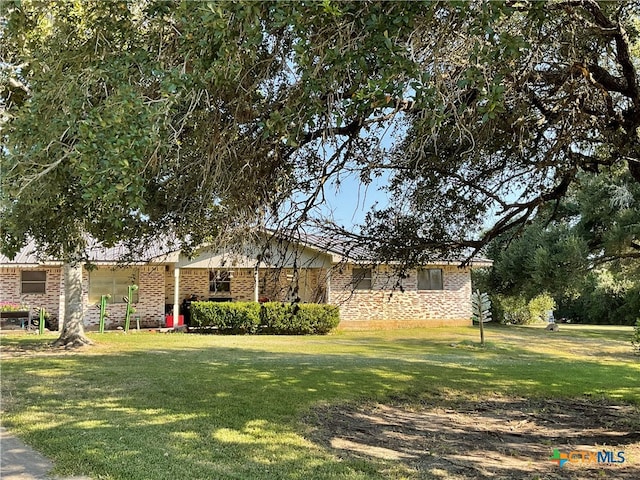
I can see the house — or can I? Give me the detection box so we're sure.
[0,234,491,331]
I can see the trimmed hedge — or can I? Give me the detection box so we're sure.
[191,301,340,335]
[190,302,261,334]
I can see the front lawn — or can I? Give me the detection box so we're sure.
[1,325,638,479]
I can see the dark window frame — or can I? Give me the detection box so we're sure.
[21,271,46,294]
[417,268,444,291]
[352,267,373,290]
[209,270,231,293]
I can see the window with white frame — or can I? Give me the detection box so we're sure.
[352,268,372,290]
[209,270,231,293]
[417,268,443,290]
[21,271,46,294]
[89,269,139,304]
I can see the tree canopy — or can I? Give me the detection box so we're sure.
[2,0,639,266]
[481,167,640,324]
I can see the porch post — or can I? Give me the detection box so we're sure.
[325,268,331,304]
[253,265,259,302]
[173,266,180,326]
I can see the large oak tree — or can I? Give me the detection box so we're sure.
[1,1,639,345]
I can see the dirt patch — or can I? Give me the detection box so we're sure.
[306,398,640,479]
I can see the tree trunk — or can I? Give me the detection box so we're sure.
[52,261,93,348]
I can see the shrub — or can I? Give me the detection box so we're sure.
[259,302,289,333]
[191,302,260,334]
[527,293,556,323]
[260,302,340,334]
[633,319,640,354]
[498,295,530,325]
[497,293,556,325]
[191,301,340,335]
[279,303,340,335]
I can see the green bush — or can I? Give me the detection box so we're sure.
[191,302,260,334]
[191,301,340,335]
[496,293,556,325]
[259,302,290,333]
[261,302,340,334]
[527,293,556,323]
[288,303,340,334]
[633,319,640,354]
[498,295,530,325]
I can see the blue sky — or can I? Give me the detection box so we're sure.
[321,173,391,228]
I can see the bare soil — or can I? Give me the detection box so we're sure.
[306,397,640,479]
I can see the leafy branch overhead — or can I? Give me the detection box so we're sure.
[1,1,639,266]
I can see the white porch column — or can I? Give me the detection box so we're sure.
[58,268,66,331]
[325,268,331,304]
[173,266,180,326]
[253,265,259,302]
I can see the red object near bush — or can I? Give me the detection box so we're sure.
[165,314,184,328]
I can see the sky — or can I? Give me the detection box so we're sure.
[320,173,391,229]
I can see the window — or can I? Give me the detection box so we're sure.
[89,269,139,304]
[352,268,372,290]
[418,268,443,290]
[209,270,231,293]
[21,271,46,294]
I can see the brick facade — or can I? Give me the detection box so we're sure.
[2,259,475,331]
[0,267,64,328]
[1,265,166,330]
[165,267,326,304]
[329,264,472,329]
[83,266,166,329]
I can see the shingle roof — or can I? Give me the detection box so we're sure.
[270,230,492,266]
[0,240,178,266]
[1,233,492,267]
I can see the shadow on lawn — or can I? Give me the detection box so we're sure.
[1,335,638,479]
[308,398,640,480]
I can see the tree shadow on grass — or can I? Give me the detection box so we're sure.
[1,334,638,479]
[307,398,640,480]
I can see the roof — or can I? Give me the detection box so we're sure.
[1,233,492,268]
[269,230,493,267]
[0,239,178,267]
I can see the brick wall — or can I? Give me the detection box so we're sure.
[164,268,326,304]
[3,262,474,331]
[330,264,472,329]
[83,266,165,329]
[0,267,64,328]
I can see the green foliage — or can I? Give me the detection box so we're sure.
[191,302,340,335]
[261,302,339,335]
[485,168,639,326]
[493,294,555,325]
[556,272,640,326]
[3,1,639,268]
[633,320,640,354]
[190,302,261,334]
[528,294,556,323]
[0,302,29,312]
[496,295,530,325]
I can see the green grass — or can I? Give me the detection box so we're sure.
[1,325,638,479]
